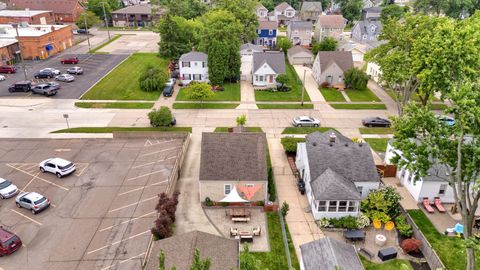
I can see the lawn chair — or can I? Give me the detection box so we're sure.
[253,227,261,236]
[423,198,435,213]
[434,197,446,213]
[230,227,238,237]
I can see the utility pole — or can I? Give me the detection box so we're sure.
[83,12,91,50]
[100,2,111,40]
[301,69,306,106]
[12,23,27,81]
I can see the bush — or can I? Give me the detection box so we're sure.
[267,166,276,202]
[328,216,358,229]
[396,215,413,237]
[219,202,229,207]
[356,213,371,229]
[139,66,168,92]
[256,200,265,206]
[361,186,401,221]
[320,81,331,88]
[281,201,290,217]
[312,37,338,54]
[317,218,330,228]
[280,138,305,154]
[205,197,214,207]
[151,192,180,240]
[148,106,173,127]
[401,238,422,254]
[371,210,391,223]
[344,67,369,90]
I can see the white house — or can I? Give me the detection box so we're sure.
[256,3,268,18]
[179,50,208,85]
[384,141,456,203]
[252,51,285,87]
[312,51,353,86]
[270,2,296,25]
[296,130,380,220]
[366,62,382,83]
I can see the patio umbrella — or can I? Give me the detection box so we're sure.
[219,186,249,203]
[454,223,464,234]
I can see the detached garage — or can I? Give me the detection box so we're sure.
[240,43,265,82]
[287,46,313,65]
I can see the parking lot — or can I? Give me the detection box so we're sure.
[0,136,187,270]
[0,54,127,99]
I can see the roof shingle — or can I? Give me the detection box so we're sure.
[300,237,364,270]
[317,15,345,29]
[252,51,286,74]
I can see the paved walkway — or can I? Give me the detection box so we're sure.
[368,80,398,115]
[238,81,258,109]
[382,177,419,210]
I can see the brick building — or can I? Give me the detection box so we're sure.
[111,4,163,27]
[6,0,85,23]
[0,9,55,24]
[0,39,20,65]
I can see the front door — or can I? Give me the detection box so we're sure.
[268,75,273,83]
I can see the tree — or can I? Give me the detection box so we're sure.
[157,14,202,59]
[276,36,292,54]
[155,0,208,19]
[149,107,174,127]
[87,0,121,22]
[276,74,288,88]
[240,244,262,270]
[236,114,246,127]
[337,0,363,23]
[189,249,211,270]
[183,82,213,103]
[380,4,408,23]
[139,66,169,92]
[76,11,100,29]
[413,0,449,15]
[320,0,332,10]
[281,201,290,217]
[344,67,368,90]
[312,37,337,54]
[361,186,401,221]
[260,0,274,10]
[213,0,258,42]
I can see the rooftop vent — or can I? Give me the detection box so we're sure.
[312,142,317,146]
[329,133,336,143]
[344,143,348,147]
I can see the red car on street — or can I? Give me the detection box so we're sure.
[0,66,16,74]
[60,57,79,64]
[0,227,22,256]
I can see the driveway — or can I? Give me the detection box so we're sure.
[292,65,326,104]
[240,54,253,82]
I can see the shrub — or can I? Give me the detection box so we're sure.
[255,200,265,206]
[139,66,168,92]
[361,186,401,221]
[280,138,305,154]
[276,74,288,87]
[312,37,337,54]
[281,201,290,217]
[151,192,180,240]
[344,67,369,90]
[236,114,246,126]
[371,210,391,223]
[401,238,422,254]
[219,202,229,207]
[317,218,330,228]
[267,166,276,202]
[148,106,173,127]
[183,81,214,102]
[356,213,371,229]
[396,215,413,237]
[329,216,358,229]
[205,197,214,207]
[320,82,331,88]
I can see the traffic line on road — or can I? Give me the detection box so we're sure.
[98,211,156,232]
[100,252,146,270]
[10,209,42,226]
[6,164,69,191]
[108,196,157,213]
[139,146,181,157]
[118,180,169,196]
[126,169,167,182]
[87,230,150,255]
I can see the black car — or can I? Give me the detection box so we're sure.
[8,81,32,92]
[163,84,174,97]
[362,117,391,127]
[34,70,54,79]
[31,84,57,96]
[76,29,89,34]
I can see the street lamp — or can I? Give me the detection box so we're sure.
[100,2,111,40]
[11,23,28,81]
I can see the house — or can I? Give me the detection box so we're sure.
[299,1,322,23]
[314,15,346,41]
[287,21,313,46]
[361,6,382,20]
[363,0,374,9]
[394,0,412,6]
[252,51,285,87]
[0,39,19,65]
[312,51,353,86]
[241,43,265,57]
[366,62,382,83]
[0,9,55,24]
[295,130,380,219]
[254,20,277,47]
[287,46,313,65]
[6,0,85,23]
[111,4,163,27]
[240,43,265,82]
[384,141,456,203]
[256,3,268,19]
[199,132,268,202]
[0,24,72,60]
[146,231,239,270]
[179,50,208,85]
[270,2,296,25]
[351,19,382,44]
[300,237,364,270]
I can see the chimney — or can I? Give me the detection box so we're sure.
[329,132,336,143]
[25,8,29,15]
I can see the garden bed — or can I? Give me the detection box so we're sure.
[175,83,240,101]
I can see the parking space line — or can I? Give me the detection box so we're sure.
[118,180,169,196]
[132,156,177,170]
[139,146,181,157]
[144,138,174,147]
[87,230,150,255]
[21,172,40,191]
[126,169,167,182]
[10,209,42,226]
[100,252,146,270]
[75,163,89,177]
[6,164,69,191]
[98,211,156,232]
[108,196,157,213]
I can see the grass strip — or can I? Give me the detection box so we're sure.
[75,102,154,109]
[330,103,387,110]
[359,127,394,134]
[214,127,263,132]
[364,138,389,153]
[172,103,239,109]
[319,88,346,102]
[257,103,313,109]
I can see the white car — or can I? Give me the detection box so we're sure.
[0,75,5,81]
[39,158,76,178]
[15,192,50,214]
[40,68,61,75]
[292,116,321,127]
[66,66,83,75]
[0,178,19,199]
[55,74,75,82]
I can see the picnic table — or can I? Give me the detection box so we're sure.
[237,231,253,243]
[343,229,365,242]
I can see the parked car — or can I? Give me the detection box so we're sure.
[362,117,391,127]
[32,84,58,96]
[45,81,60,90]
[60,57,79,64]
[0,227,22,256]
[66,66,83,75]
[40,68,60,75]
[34,70,55,79]
[15,192,50,214]
[39,158,76,178]
[0,75,5,81]
[76,29,89,34]
[55,74,75,82]
[0,66,16,74]
[292,116,320,127]
[0,178,19,199]
[8,81,32,92]
[163,79,176,97]
[436,115,455,126]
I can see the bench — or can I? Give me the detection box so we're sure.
[359,247,374,260]
[232,217,250,222]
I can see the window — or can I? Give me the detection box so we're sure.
[328,201,337,212]
[224,184,232,195]
[317,201,327,212]
[193,74,202,80]
[194,62,198,66]
[259,76,264,81]
[356,186,363,196]
[257,29,261,34]
[269,29,273,35]
[202,62,206,68]
[439,184,447,195]
[338,201,347,212]
[348,201,357,212]
[183,74,191,80]
[182,62,190,68]
[245,184,254,187]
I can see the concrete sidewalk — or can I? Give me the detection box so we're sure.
[292,65,326,104]
[238,81,258,110]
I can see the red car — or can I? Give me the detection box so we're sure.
[60,57,79,64]
[0,227,22,256]
[0,66,16,74]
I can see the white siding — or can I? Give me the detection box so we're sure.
[179,60,209,84]
[366,62,381,83]
[252,63,278,86]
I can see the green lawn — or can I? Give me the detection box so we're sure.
[360,255,413,270]
[282,127,336,134]
[75,102,153,109]
[359,127,394,134]
[172,103,239,109]
[255,64,311,102]
[89,34,122,53]
[175,83,240,101]
[364,138,389,153]
[81,53,169,100]
[281,137,306,153]
[51,127,192,133]
[407,209,480,270]
[214,127,263,132]
[346,88,381,102]
[319,88,346,102]
[330,103,387,110]
[384,89,441,102]
[257,103,314,109]
[251,213,299,270]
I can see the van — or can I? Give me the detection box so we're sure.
[8,81,32,93]
[0,227,22,256]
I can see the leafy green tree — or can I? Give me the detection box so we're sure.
[413,0,449,15]
[260,0,274,10]
[312,37,337,54]
[281,201,290,217]
[276,74,288,88]
[276,36,292,55]
[155,0,208,19]
[189,249,211,270]
[320,0,332,10]
[391,82,480,269]
[236,114,246,126]
[148,106,173,127]
[338,0,363,23]
[380,4,408,23]
[213,0,258,42]
[76,11,100,29]
[184,82,213,103]
[87,0,121,22]
[240,244,262,270]
[344,67,368,90]
[361,186,401,220]
[157,14,202,59]
[139,66,169,92]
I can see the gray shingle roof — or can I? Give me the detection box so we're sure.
[300,1,323,12]
[317,15,345,28]
[289,20,313,30]
[275,1,293,12]
[258,20,278,30]
[252,51,286,74]
[355,20,382,36]
[179,51,207,62]
[112,4,161,15]
[316,51,353,73]
[305,130,380,183]
[200,132,267,181]
[311,168,362,200]
[240,43,265,52]
[287,45,313,57]
[300,237,364,270]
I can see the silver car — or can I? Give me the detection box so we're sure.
[292,116,321,127]
[40,68,60,75]
[66,66,83,75]
[15,192,50,214]
[55,74,75,82]
[0,178,19,199]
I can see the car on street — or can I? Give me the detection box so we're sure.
[362,117,391,127]
[0,178,19,199]
[436,115,455,126]
[292,116,320,127]
[0,75,5,81]
[66,66,83,75]
[34,70,55,79]
[8,81,32,92]
[76,29,89,34]
[0,227,22,256]
[55,74,75,82]
[40,68,60,75]
[60,57,79,64]
[45,81,60,90]
[0,66,16,74]
[15,192,50,214]
[32,83,58,96]
[39,158,76,178]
